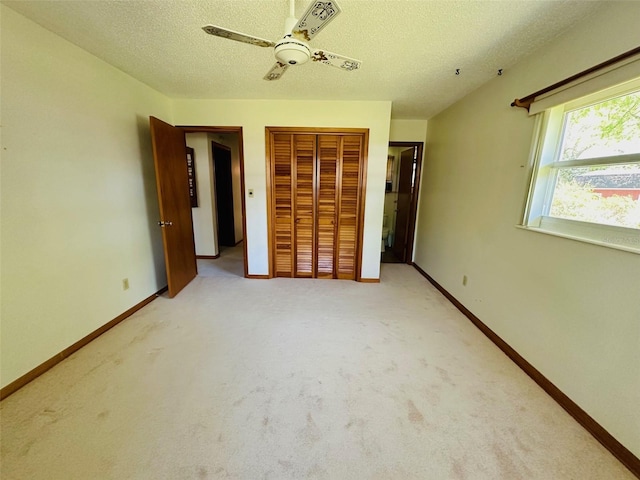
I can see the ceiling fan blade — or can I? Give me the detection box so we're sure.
[292,1,342,41]
[264,62,290,81]
[311,49,361,71]
[202,25,275,48]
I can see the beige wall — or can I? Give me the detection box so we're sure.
[414,2,640,456]
[172,100,392,279]
[389,119,428,144]
[0,6,172,387]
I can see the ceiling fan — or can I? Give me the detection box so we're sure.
[202,0,362,81]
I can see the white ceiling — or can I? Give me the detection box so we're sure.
[4,0,605,119]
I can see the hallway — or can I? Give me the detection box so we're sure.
[197,243,245,278]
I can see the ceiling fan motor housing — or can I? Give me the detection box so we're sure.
[275,36,311,65]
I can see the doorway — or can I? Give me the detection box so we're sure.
[381,142,423,264]
[183,129,247,278]
[150,118,249,298]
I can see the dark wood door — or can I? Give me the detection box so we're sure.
[392,147,414,262]
[149,116,197,297]
[212,142,235,247]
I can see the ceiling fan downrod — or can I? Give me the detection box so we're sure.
[284,0,298,35]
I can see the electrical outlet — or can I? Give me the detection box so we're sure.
[122,278,130,290]
[462,275,468,286]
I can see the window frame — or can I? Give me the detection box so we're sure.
[521,78,640,254]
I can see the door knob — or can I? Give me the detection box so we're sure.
[158,221,173,227]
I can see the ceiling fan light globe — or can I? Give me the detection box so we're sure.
[274,38,310,66]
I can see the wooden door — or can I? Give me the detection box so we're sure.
[149,117,197,297]
[268,129,366,280]
[316,136,339,278]
[212,142,235,247]
[272,134,294,277]
[293,135,316,278]
[336,135,363,279]
[392,147,414,262]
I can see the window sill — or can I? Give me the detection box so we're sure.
[516,218,640,255]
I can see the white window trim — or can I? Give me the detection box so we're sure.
[521,78,640,254]
[516,222,640,255]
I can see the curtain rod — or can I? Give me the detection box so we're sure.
[511,45,640,111]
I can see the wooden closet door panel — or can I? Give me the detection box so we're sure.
[293,135,316,277]
[316,135,339,278]
[336,135,363,279]
[273,134,294,277]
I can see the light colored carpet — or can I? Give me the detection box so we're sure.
[0,245,634,479]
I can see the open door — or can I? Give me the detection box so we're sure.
[392,147,414,262]
[149,116,197,297]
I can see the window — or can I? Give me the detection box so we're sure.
[522,79,640,252]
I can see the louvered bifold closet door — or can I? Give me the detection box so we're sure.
[272,134,294,277]
[316,136,339,278]
[336,135,363,279]
[293,135,316,278]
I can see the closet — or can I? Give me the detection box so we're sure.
[267,128,368,280]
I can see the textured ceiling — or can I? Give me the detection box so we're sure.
[3,0,605,119]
